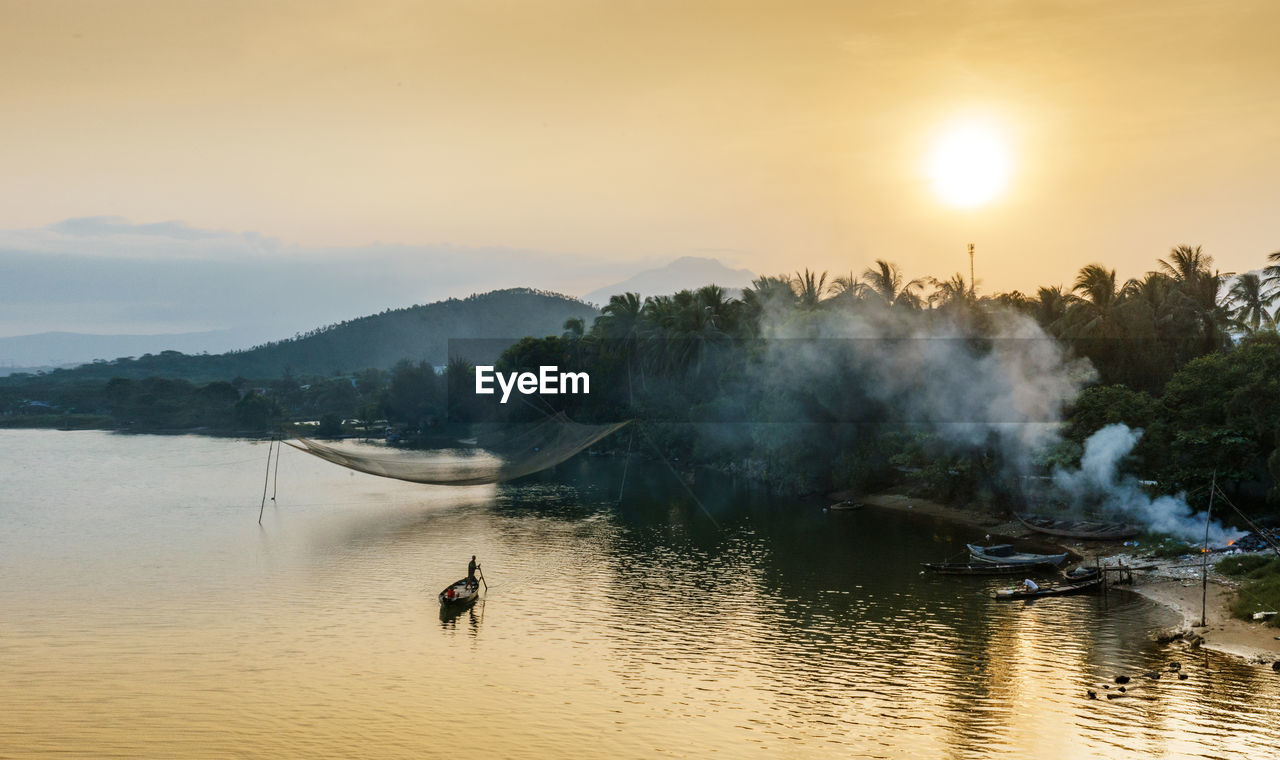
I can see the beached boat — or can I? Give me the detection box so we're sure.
[992,575,1103,600]
[967,543,1068,566]
[1014,513,1141,540]
[438,578,482,608]
[921,562,1057,575]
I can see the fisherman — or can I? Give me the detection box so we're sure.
[467,555,479,589]
[1022,578,1039,593]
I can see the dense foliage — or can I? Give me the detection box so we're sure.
[3,249,1279,516]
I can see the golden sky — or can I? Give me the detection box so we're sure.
[3,0,1279,295]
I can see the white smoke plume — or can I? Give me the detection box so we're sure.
[756,304,1095,471]
[1052,424,1243,545]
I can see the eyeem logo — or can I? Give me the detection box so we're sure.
[474,366,590,404]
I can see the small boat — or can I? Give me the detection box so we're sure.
[829,500,863,512]
[438,578,482,608]
[993,575,1103,600]
[922,562,1057,575]
[967,543,1068,566]
[1015,513,1141,541]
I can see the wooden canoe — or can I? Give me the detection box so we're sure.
[922,562,1058,575]
[967,543,1068,566]
[1014,513,1141,540]
[993,575,1103,600]
[438,577,481,607]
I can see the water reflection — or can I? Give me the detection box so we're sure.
[440,600,485,634]
[1,431,1278,758]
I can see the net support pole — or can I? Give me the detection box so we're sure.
[259,438,274,524]
[1200,470,1217,628]
[271,437,281,501]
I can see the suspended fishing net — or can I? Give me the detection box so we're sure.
[282,414,629,486]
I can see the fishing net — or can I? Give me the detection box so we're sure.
[282,414,629,486]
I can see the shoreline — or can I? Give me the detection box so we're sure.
[852,489,1280,662]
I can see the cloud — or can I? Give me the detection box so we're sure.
[47,216,230,241]
[0,217,628,340]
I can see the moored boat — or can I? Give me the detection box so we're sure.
[993,575,1103,600]
[922,561,1058,575]
[967,543,1068,566]
[1014,513,1141,540]
[438,578,481,608]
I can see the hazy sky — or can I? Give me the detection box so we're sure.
[3,0,1278,335]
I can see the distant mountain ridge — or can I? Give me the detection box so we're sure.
[583,256,756,304]
[4,288,597,383]
[0,328,271,369]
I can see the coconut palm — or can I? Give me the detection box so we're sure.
[740,274,799,329]
[792,269,828,310]
[1263,250,1280,318]
[1156,245,1214,285]
[1064,264,1121,337]
[594,292,643,341]
[928,273,973,311]
[1226,273,1278,332]
[862,259,925,309]
[1032,286,1068,332]
[562,317,585,340]
[1121,272,1171,311]
[592,292,644,401]
[1158,259,1232,355]
[826,272,867,302]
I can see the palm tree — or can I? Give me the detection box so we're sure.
[1263,250,1280,320]
[826,272,867,303]
[1226,273,1277,333]
[740,274,799,329]
[1157,245,1214,285]
[561,317,585,340]
[1032,286,1068,332]
[862,259,924,309]
[1065,263,1121,336]
[593,292,644,401]
[792,269,828,309]
[1121,272,1170,311]
[1150,246,1233,354]
[928,273,973,311]
[594,292,643,341]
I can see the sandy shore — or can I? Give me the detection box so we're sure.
[848,489,1280,662]
[1125,567,1280,661]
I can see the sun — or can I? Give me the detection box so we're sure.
[927,123,1012,208]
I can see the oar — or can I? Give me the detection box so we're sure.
[478,564,488,592]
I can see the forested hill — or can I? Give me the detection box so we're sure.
[7,289,598,383]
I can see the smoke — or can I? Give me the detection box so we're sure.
[752,303,1095,473]
[1052,424,1243,545]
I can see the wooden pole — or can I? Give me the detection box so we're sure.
[478,564,487,592]
[271,437,281,501]
[1201,470,1217,627]
[258,438,274,524]
[1098,554,1106,599]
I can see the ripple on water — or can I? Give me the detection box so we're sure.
[1,431,1278,758]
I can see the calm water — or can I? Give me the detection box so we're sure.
[1,430,1277,759]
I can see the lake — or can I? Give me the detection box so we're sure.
[1,430,1277,758]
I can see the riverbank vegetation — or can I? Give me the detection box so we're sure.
[4,247,1279,520]
[1217,555,1280,626]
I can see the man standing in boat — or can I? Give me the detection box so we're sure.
[467,556,479,590]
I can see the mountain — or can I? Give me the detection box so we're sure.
[583,257,756,305]
[3,289,597,383]
[0,328,272,370]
